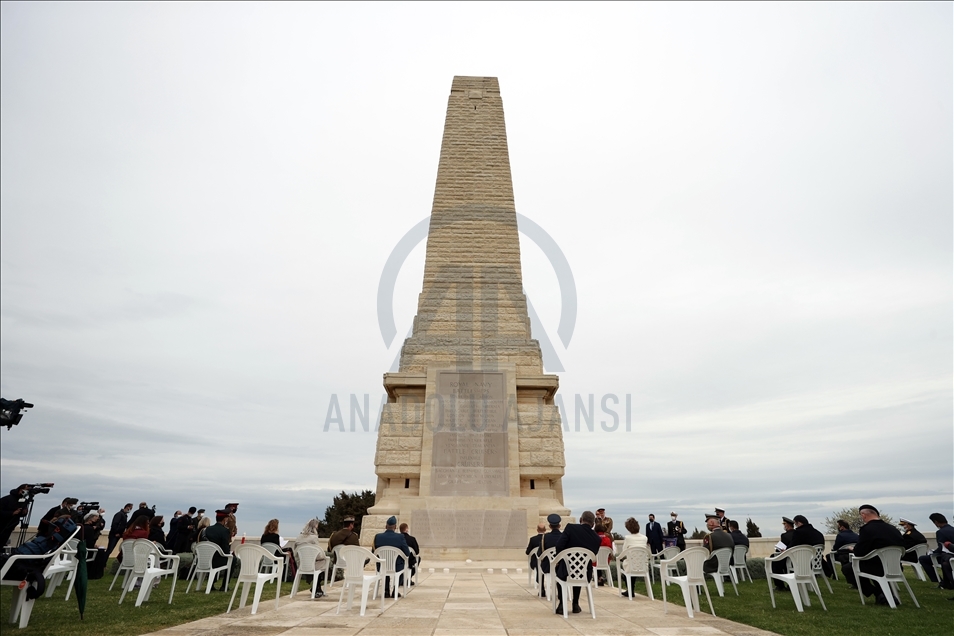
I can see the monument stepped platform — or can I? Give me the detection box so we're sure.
[144,569,779,636]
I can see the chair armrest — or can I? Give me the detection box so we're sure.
[764,552,789,564]
[0,553,54,578]
[849,551,880,563]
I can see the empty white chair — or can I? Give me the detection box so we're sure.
[373,546,410,601]
[1,527,80,629]
[706,548,738,597]
[185,542,233,594]
[327,544,346,590]
[594,546,616,591]
[660,546,715,618]
[850,546,919,609]
[901,544,929,581]
[538,547,556,599]
[651,545,681,583]
[118,540,180,607]
[730,545,751,583]
[109,540,138,591]
[290,544,325,598]
[552,548,597,619]
[336,546,384,617]
[617,546,653,600]
[227,544,282,615]
[765,545,826,612]
[812,545,833,594]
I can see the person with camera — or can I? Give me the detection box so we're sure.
[0,485,31,549]
[106,503,133,558]
[41,497,77,523]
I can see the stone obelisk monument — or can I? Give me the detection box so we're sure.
[363,77,569,559]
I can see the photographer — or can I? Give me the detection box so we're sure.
[106,503,133,558]
[41,497,77,523]
[0,485,30,549]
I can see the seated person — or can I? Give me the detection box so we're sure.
[841,504,905,604]
[899,518,926,562]
[526,523,545,572]
[621,518,647,551]
[702,514,733,574]
[148,516,166,546]
[373,516,410,598]
[293,519,328,597]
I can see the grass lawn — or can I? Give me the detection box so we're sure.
[0,560,302,635]
[616,565,953,636]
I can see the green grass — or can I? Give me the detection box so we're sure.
[0,560,301,635]
[614,566,953,636]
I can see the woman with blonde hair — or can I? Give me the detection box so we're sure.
[294,518,328,598]
[195,516,211,542]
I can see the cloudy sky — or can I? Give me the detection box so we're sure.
[1,3,950,540]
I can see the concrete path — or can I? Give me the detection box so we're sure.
[144,567,779,636]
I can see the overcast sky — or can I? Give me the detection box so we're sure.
[1,3,951,540]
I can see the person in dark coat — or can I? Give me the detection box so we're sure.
[702,514,734,574]
[174,507,197,553]
[842,504,905,604]
[539,514,563,596]
[41,498,77,523]
[202,510,233,591]
[106,503,133,558]
[728,520,749,547]
[771,517,797,589]
[898,518,926,563]
[645,514,665,554]
[373,516,410,598]
[918,513,954,588]
[832,519,859,550]
[790,515,825,547]
[128,502,155,527]
[526,523,546,571]
[148,516,166,546]
[399,523,420,582]
[0,486,29,549]
[667,512,687,550]
[554,511,601,615]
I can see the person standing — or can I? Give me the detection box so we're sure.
[645,514,664,554]
[667,512,687,550]
[554,511,601,615]
[106,503,133,558]
[174,507,197,553]
[842,504,905,604]
[0,486,29,549]
[714,508,729,532]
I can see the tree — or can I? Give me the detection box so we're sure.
[322,490,376,538]
[689,527,707,540]
[823,507,893,534]
[745,518,762,538]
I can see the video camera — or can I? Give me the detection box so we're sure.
[76,501,100,516]
[0,398,34,429]
[18,483,54,502]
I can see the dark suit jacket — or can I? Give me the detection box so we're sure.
[203,522,232,567]
[854,519,904,576]
[373,529,410,571]
[555,523,601,581]
[780,529,795,549]
[730,530,749,547]
[526,533,543,569]
[402,532,420,567]
[540,529,562,574]
[667,520,687,547]
[790,524,825,548]
[832,529,859,550]
[645,521,665,552]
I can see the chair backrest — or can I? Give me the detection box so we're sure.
[617,547,650,575]
[295,544,322,575]
[261,542,283,556]
[39,527,82,576]
[657,545,680,561]
[732,544,748,566]
[596,546,613,567]
[233,544,277,578]
[673,546,708,581]
[811,545,825,571]
[131,539,159,575]
[711,547,732,574]
[555,548,596,582]
[539,547,556,570]
[783,545,815,577]
[194,542,225,570]
[118,539,138,566]
[876,546,905,578]
[375,546,405,575]
[340,545,376,579]
[907,544,928,558]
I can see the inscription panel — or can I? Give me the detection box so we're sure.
[431,371,508,496]
[411,509,527,549]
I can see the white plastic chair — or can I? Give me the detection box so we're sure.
[552,548,597,619]
[765,545,826,612]
[290,544,324,598]
[901,544,928,581]
[408,547,420,586]
[706,548,738,597]
[227,544,283,615]
[651,545,681,583]
[812,545,833,593]
[527,543,540,586]
[850,546,919,609]
[43,538,80,599]
[538,547,556,599]
[660,546,715,618]
[185,542,233,594]
[336,545,384,617]
[327,544,347,590]
[730,545,751,584]
[595,546,616,590]
[109,540,138,591]
[1,527,80,629]
[373,546,410,600]
[118,540,180,607]
[617,546,653,600]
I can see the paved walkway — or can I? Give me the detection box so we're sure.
[145,567,779,636]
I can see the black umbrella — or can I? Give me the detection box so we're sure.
[75,540,88,619]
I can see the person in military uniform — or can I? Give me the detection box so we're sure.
[328,517,360,550]
[771,516,797,590]
[714,508,729,532]
[843,504,906,604]
[373,516,410,598]
[667,512,687,550]
[702,514,734,573]
[539,514,563,596]
[898,517,926,562]
[204,509,233,591]
[595,508,613,535]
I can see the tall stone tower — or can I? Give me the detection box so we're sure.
[364,77,569,559]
